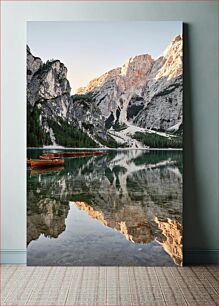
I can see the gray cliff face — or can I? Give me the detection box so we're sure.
[68,95,109,145]
[27,46,77,146]
[27,46,72,123]
[27,46,43,84]
[77,35,183,132]
[27,46,107,147]
[134,35,183,131]
[77,54,154,126]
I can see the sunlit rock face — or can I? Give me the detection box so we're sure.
[27,198,69,245]
[77,55,154,124]
[72,55,155,146]
[154,217,183,266]
[77,35,183,132]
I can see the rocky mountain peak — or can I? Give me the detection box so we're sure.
[156,34,182,80]
[77,53,154,95]
[120,54,154,76]
[27,46,74,147]
[27,45,43,84]
[133,35,183,132]
[77,67,121,95]
[76,52,155,125]
[27,46,71,108]
[76,35,182,133]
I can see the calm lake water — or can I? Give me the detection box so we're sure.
[27,149,183,266]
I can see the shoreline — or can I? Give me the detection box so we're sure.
[27,147,183,151]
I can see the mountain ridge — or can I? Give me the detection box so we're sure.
[27,34,183,148]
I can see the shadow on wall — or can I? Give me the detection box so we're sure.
[183,23,209,265]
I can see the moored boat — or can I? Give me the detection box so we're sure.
[39,154,60,160]
[40,151,106,159]
[30,159,64,169]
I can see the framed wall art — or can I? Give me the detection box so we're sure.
[27,21,183,266]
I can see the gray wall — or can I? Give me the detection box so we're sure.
[1,1,218,263]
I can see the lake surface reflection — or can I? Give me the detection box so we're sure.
[27,149,183,266]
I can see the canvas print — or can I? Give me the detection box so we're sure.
[27,21,183,266]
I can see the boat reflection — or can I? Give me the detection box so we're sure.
[30,166,64,176]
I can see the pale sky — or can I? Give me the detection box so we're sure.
[27,21,182,93]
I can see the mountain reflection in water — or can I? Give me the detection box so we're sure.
[27,149,183,266]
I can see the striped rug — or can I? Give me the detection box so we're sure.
[1,265,218,305]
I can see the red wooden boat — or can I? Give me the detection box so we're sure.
[40,151,106,159]
[30,159,64,169]
[39,154,60,160]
